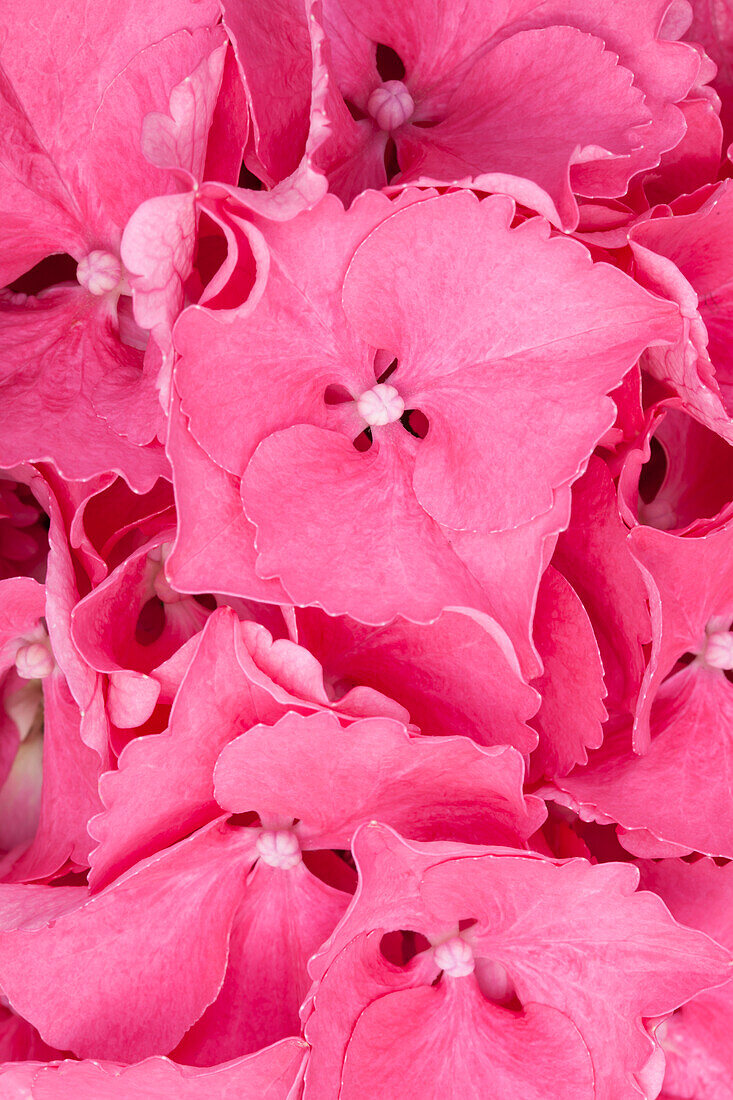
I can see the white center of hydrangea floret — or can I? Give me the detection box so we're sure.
[14,641,54,680]
[356,383,405,427]
[256,828,302,870]
[432,935,475,978]
[367,80,415,131]
[76,250,125,296]
[700,630,733,670]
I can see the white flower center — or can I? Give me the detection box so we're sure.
[432,935,475,978]
[256,829,302,870]
[700,630,733,670]
[76,250,124,296]
[356,383,405,427]
[367,80,415,131]
[15,641,54,681]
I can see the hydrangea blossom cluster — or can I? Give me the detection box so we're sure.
[2,0,733,1095]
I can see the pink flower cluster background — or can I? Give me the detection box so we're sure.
[2,0,733,1096]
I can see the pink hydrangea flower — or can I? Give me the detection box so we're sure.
[230,0,708,228]
[630,180,733,444]
[173,188,679,626]
[0,0,230,485]
[302,823,730,1099]
[553,520,733,858]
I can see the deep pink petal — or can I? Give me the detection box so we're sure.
[214,710,545,848]
[689,0,733,141]
[342,192,681,532]
[30,1041,306,1099]
[398,27,649,229]
[554,456,652,715]
[294,605,538,749]
[165,393,288,603]
[174,860,348,1061]
[446,485,573,678]
[629,518,733,748]
[0,67,85,284]
[242,425,490,622]
[0,821,255,1061]
[173,190,424,477]
[338,975,594,1100]
[630,181,733,442]
[222,0,313,185]
[531,566,606,778]
[89,608,317,888]
[0,290,168,490]
[6,676,101,881]
[559,665,733,858]
[420,851,732,1099]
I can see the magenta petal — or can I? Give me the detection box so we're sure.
[29,1040,306,1099]
[214,710,545,848]
[175,860,348,1062]
[342,192,682,532]
[0,821,254,1061]
[243,425,490,622]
